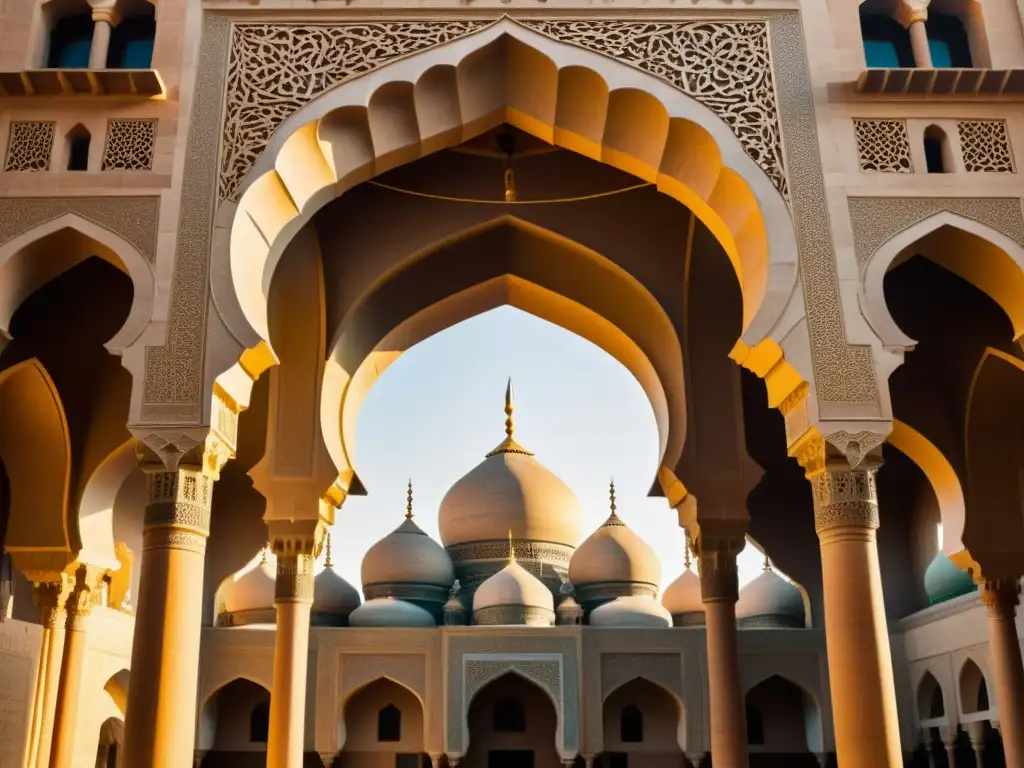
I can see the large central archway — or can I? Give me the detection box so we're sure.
[212,20,807,503]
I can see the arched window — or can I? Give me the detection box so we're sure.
[47,12,93,68]
[107,7,155,68]
[923,125,952,173]
[249,702,269,743]
[65,125,90,171]
[620,704,643,743]
[860,12,915,68]
[377,704,402,742]
[977,676,990,711]
[746,705,765,745]
[926,12,973,67]
[493,695,526,733]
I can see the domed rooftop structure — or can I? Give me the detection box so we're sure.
[312,534,362,626]
[348,597,437,628]
[662,542,705,627]
[568,481,661,611]
[218,546,276,627]
[438,381,583,601]
[473,535,555,626]
[589,595,672,628]
[924,552,977,605]
[361,481,455,620]
[736,555,806,629]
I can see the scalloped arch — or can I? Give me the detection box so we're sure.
[218,19,799,377]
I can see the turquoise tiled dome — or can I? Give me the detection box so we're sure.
[924,552,977,605]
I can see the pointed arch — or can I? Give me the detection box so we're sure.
[338,675,425,754]
[0,212,155,354]
[958,657,992,715]
[602,674,688,753]
[77,439,137,572]
[886,420,966,555]
[743,673,825,754]
[196,676,272,752]
[861,211,1024,348]
[212,20,806,472]
[462,669,564,762]
[916,670,947,724]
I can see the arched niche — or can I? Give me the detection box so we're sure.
[958,658,992,717]
[917,671,948,726]
[602,677,687,756]
[744,675,824,760]
[463,672,562,768]
[196,677,272,762]
[337,677,426,761]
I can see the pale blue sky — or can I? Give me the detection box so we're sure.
[315,306,769,596]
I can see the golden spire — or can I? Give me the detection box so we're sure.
[486,378,534,457]
[324,532,334,568]
[507,529,516,564]
[406,479,414,520]
[763,551,771,571]
[684,530,692,571]
[604,478,625,526]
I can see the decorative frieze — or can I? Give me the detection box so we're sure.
[957,120,1015,174]
[102,119,156,171]
[854,119,913,173]
[4,121,54,171]
[275,554,315,602]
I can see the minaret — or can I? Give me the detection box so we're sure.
[486,378,534,457]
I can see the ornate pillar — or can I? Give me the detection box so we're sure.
[980,578,1024,767]
[121,433,231,768]
[49,565,103,768]
[28,577,72,768]
[696,533,747,768]
[267,525,320,768]
[795,438,902,768]
[897,0,933,67]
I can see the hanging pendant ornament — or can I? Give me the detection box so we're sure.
[497,131,518,202]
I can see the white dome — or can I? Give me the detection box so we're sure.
[348,598,436,627]
[473,560,554,612]
[736,568,805,628]
[438,385,582,549]
[222,557,276,617]
[362,516,455,589]
[589,596,672,628]
[661,568,704,620]
[568,489,661,592]
[313,567,361,618]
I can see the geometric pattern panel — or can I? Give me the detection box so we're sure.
[853,119,912,173]
[957,120,1015,173]
[102,119,157,171]
[4,121,55,171]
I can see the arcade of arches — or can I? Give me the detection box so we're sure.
[1,14,1024,768]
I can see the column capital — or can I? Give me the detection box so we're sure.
[275,552,316,602]
[65,564,106,631]
[793,429,882,536]
[896,0,930,27]
[980,577,1021,619]
[696,533,743,603]
[33,575,73,628]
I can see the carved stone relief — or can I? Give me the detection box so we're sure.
[0,196,160,262]
[853,119,912,173]
[847,197,1024,270]
[3,122,54,172]
[102,119,157,171]
[956,120,1015,174]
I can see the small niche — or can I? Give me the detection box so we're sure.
[66,125,91,171]
[923,125,951,174]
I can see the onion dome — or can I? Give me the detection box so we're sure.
[568,481,661,611]
[736,555,806,629]
[438,381,583,600]
[218,546,276,627]
[662,541,705,626]
[473,533,555,626]
[589,595,672,628]
[924,552,977,605]
[312,534,362,626]
[361,481,455,619]
[348,597,437,627]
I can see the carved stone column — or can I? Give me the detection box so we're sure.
[28,577,72,768]
[122,434,230,768]
[49,565,102,768]
[981,578,1023,767]
[267,525,320,768]
[696,532,747,768]
[795,436,902,768]
[897,0,933,67]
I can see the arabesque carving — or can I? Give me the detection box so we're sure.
[957,120,1015,174]
[4,121,54,171]
[853,119,912,173]
[102,119,157,171]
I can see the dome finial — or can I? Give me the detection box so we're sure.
[763,551,771,571]
[406,479,414,520]
[324,532,334,568]
[508,529,516,564]
[486,378,534,457]
[609,478,617,517]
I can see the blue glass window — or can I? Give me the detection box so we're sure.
[860,14,915,68]
[107,13,155,68]
[47,14,93,68]
[926,13,972,67]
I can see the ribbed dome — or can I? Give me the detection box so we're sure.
[662,568,705,626]
[473,555,555,626]
[589,596,672,628]
[362,485,455,591]
[219,550,276,626]
[736,567,805,629]
[568,483,660,608]
[348,598,436,627]
[924,552,977,605]
[438,383,582,549]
